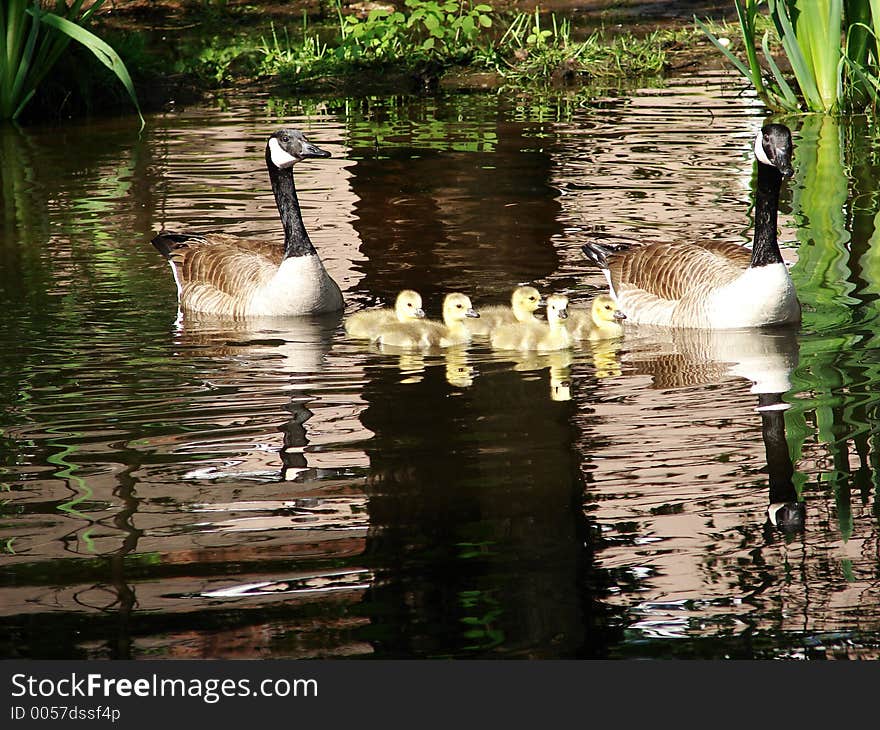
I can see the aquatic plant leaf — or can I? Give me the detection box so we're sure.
[28,7,143,126]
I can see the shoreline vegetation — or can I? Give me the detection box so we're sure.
[12,1,741,122]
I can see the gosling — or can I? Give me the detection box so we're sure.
[373,293,479,349]
[465,285,542,336]
[490,293,572,352]
[345,290,426,338]
[567,294,626,341]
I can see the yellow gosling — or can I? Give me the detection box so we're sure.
[465,286,542,336]
[567,294,626,341]
[373,293,479,349]
[490,293,572,352]
[345,289,425,338]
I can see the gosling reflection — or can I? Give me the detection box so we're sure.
[587,338,623,379]
[372,344,477,388]
[625,325,804,531]
[496,349,574,402]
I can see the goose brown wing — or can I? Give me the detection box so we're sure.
[153,232,283,297]
[608,242,750,301]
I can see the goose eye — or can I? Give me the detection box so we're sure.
[407,303,412,307]
[281,135,290,143]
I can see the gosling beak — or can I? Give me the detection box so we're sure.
[613,310,627,320]
[466,308,480,319]
[300,140,331,160]
[415,308,426,318]
[558,308,569,320]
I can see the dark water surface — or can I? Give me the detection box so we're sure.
[2,72,880,659]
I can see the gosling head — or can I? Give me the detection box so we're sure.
[545,294,569,324]
[754,124,794,178]
[267,129,331,170]
[394,290,426,322]
[443,293,480,325]
[591,294,627,326]
[511,286,542,319]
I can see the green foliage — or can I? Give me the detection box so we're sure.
[698,0,880,113]
[0,0,142,123]
[258,21,330,77]
[334,0,493,64]
[172,3,666,90]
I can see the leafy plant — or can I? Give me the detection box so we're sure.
[334,0,493,64]
[0,0,142,123]
[697,0,880,113]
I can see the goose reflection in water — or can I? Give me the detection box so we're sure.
[622,324,805,533]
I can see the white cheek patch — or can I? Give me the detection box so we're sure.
[268,137,299,169]
[754,130,772,166]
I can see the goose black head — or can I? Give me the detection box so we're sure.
[267,129,331,169]
[755,123,794,178]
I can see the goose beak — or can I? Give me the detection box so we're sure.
[415,308,426,318]
[466,308,480,319]
[300,141,331,160]
[613,310,627,320]
[558,308,569,320]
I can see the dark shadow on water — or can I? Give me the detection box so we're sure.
[355,357,623,658]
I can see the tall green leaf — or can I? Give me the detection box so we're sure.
[26,7,143,125]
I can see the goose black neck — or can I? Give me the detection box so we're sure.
[750,162,785,268]
[266,152,316,259]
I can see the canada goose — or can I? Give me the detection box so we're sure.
[490,293,572,352]
[151,129,344,317]
[345,290,425,338]
[464,286,542,336]
[567,294,627,340]
[581,124,800,329]
[372,292,479,349]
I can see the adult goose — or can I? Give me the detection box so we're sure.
[151,129,344,317]
[581,124,800,329]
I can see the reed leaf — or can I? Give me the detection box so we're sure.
[1,0,142,124]
[761,29,801,107]
[769,0,829,111]
[28,8,143,125]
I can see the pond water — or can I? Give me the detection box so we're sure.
[2,71,880,660]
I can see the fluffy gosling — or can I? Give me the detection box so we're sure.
[490,293,572,352]
[465,285,542,336]
[567,294,626,341]
[345,290,426,339]
[373,293,479,349]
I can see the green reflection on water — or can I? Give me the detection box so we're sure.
[787,114,880,541]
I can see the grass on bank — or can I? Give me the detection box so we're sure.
[169,2,671,90]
